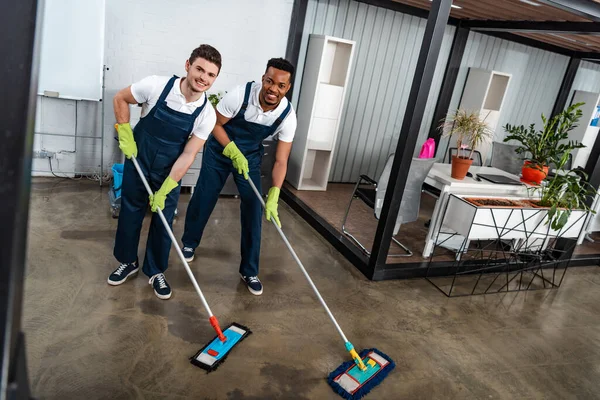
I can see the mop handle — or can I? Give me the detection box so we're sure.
[246,178,350,344]
[129,156,216,321]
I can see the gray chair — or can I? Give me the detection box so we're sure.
[342,155,436,257]
[489,142,523,176]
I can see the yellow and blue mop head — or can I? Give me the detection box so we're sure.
[327,348,395,400]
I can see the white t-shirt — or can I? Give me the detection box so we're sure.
[216,82,297,143]
[130,75,216,140]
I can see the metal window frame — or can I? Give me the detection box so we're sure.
[1,1,39,398]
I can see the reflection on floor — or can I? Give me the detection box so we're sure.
[24,178,600,399]
[284,182,600,264]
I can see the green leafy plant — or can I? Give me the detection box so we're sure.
[515,102,597,230]
[503,102,585,172]
[439,109,493,159]
[208,91,225,107]
[530,168,597,230]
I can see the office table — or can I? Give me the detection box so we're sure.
[423,163,531,258]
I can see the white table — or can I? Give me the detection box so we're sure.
[423,164,531,257]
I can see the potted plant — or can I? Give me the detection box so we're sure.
[503,102,585,185]
[528,157,597,231]
[207,91,225,107]
[439,109,493,180]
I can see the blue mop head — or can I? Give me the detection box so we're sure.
[327,348,395,400]
[190,322,251,373]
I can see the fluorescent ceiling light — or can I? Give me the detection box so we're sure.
[519,0,541,6]
[428,0,462,9]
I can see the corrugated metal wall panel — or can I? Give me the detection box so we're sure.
[293,3,573,182]
[571,61,600,97]
[292,0,455,183]
[439,32,569,162]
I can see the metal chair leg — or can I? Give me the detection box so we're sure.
[342,178,415,258]
[342,180,372,257]
[391,237,413,257]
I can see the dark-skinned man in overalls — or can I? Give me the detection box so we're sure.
[181,58,297,296]
[108,45,221,300]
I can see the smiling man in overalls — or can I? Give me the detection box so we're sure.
[107,45,221,300]
[181,58,297,296]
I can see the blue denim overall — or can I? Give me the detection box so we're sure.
[114,76,207,277]
[182,82,291,276]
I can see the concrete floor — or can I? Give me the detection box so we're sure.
[23,178,600,399]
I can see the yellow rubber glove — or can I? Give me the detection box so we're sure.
[222,141,249,179]
[265,187,281,228]
[149,176,179,212]
[115,123,138,159]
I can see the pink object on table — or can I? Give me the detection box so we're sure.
[418,138,436,159]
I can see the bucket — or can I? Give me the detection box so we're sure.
[112,163,124,198]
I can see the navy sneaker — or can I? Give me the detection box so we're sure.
[108,261,139,285]
[240,274,263,296]
[149,273,172,300]
[182,246,195,262]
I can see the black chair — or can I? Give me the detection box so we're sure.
[447,147,483,166]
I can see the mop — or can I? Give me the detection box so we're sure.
[127,151,250,372]
[247,178,394,400]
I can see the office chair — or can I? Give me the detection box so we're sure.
[489,142,523,176]
[342,154,436,257]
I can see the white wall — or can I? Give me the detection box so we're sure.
[33,0,294,177]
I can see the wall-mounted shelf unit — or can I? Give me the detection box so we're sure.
[458,68,511,165]
[287,35,355,191]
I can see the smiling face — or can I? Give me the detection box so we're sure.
[184,57,219,94]
[260,67,292,109]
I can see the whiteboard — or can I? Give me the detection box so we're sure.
[38,0,105,101]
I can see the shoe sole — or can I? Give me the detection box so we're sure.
[154,289,172,300]
[240,275,263,296]
[184,255,194,262]
[107,268,139,286]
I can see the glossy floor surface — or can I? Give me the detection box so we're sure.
[23,179,600,399]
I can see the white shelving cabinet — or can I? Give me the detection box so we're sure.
[568,90,600,169]
[458,68,511,164]
[287,35,355,191]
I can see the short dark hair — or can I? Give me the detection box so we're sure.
[189,44,222,73]
[266,58,295,80]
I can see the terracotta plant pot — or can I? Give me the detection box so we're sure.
[521,161,548,185]
[451,155,473,180]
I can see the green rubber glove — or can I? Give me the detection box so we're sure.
[115,123,138,159]
[222,141,249,179]
[265,186,281,228]
[149,176,179,212]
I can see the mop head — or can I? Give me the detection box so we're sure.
[190,323,251,373]
[327,348,395,400]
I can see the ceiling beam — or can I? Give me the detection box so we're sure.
[534,0,600,23]
[354,0,460,24]
[463,20,600,34]
[577,51,600,60]
[481,31,576,56]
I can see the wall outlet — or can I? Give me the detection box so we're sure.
[34,150,56,159]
